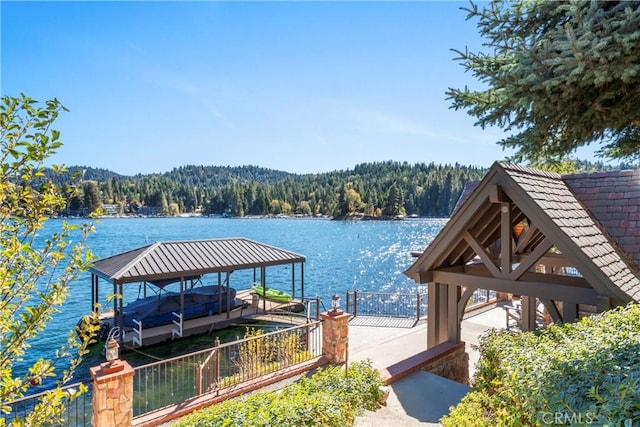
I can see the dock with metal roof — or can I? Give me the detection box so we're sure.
[99,288,308,348]
[87,238,308,349]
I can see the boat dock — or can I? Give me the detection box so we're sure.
[87,237,309,350]
[105,288,307,349]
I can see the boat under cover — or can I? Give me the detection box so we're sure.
[119,285,239,329]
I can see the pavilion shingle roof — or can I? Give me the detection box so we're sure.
[502,164,640,302]
[414,162,640,304]
[90,238,306,285]
[452,181,479,214]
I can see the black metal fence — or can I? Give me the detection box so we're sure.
[468,288,497,307]
[1,381,92,427]
[346,290,428,319]
[2,289,497,425]
[132,319,322,418]
[301,296,324,320]
[346,288,498,320]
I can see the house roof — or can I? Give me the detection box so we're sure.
[405,162,640,305]
[563,169,640,269]
[90,237,306,285]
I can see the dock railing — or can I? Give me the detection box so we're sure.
[303,296,323,320]
[132,319,322,418]
[346,288,497,320]
[346,290,428,319]
[0,381,92,427]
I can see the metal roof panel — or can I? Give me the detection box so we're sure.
[90,237,306,285]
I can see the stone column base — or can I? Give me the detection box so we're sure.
[320,310,350,364]
[423,342,470,385]
[90,360,134,427]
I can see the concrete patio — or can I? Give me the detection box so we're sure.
[349,303,508,426]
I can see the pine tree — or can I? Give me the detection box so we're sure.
[447,0,640,165]
[383,184,403,217]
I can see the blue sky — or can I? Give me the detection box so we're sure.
[0,1,598,176]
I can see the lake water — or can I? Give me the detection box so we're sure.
[23,216,448,385]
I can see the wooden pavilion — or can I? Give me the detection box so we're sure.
[405,162,640,348]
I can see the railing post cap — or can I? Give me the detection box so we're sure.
[90,360,134,384]
[320,310,350,320]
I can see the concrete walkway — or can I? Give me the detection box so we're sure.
[353,371,469,427]
[349,305,508,426]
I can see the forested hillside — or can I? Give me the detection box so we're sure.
[43,161,488,218]
[44,159,626,218]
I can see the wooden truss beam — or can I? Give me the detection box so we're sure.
[432,269,600,305]
[463,231,501,277]
[508,238,553,280]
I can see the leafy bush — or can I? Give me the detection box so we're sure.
[442,303,640,426]
[217,327,312,389]
[174,360,383,427]
[235,327,277,377]
[235,327,305,375]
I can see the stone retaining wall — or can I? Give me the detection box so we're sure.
[423,342,469,385]
[380,341,469,386]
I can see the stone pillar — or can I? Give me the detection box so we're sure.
[90,361,134,427]
[320,310,350,364]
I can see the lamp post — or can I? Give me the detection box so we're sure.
[320,293,348,364]
[90,336,134,426]
[102,337,124,373]
[331,294,343,315]
[105,338,119,365]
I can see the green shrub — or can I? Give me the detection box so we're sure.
[174,360,383,427]
[220,327,312,388]
[440,390,495,427]
[235,327,277,377]
[442,303,640,426]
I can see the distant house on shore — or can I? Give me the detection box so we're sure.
[102,204,120,215]
[137,205,163,216]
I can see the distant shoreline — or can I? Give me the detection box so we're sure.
[54,213,449,221]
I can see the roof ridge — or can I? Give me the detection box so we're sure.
[112,241,162,280]
[91,238,307,285]
[562,168,636,180]
[498,161,562,179]
[162,237,246,244]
